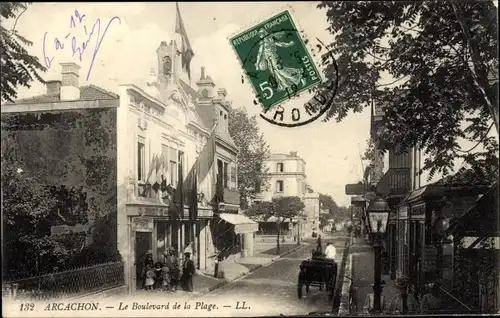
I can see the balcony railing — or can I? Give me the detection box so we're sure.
[376,168,411,196]
[2,261,124,301]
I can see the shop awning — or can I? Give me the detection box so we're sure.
[219,213,258,234]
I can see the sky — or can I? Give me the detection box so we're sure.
[5,2,494,206]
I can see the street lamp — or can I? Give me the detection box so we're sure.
[365,196,390,315]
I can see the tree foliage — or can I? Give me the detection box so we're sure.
[243,196,305,221]
[272,196,305,219]
[243,201,274,220]
[1,2,46,103]
[228,106,271,208]
[319,193,339,214]
[318,1,499,181]
[1,162,63,278]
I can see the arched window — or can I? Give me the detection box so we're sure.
[202,89,209,98]
[163,56,172,75]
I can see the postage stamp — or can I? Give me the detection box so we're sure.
[229,10,323,112]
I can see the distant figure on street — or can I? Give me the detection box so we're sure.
[363,283,387,314]
[181,252,196,292]
[316,235,323,253]
[324,242,337,260]
[420,282,442,314]
[387,277,419,315]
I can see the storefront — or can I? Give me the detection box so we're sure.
[125,202,215,293]
[215,213,258,259]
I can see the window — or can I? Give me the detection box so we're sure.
[276,180,284,192]
[178,151,185,181]
[161,144,169,183]
[220,110,223,116]
[230,166,236,187]
[223,162,228,189]
[224,114,227,120]
[169,147,177,185]
[137,138,145,181]
[277,162,284,172]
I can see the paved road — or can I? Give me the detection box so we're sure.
[199,232,349,316]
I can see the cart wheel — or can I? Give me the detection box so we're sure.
[297,281,304,299]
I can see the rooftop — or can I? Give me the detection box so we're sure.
[5,84,118,105]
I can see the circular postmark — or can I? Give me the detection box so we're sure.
[241,27,339,127]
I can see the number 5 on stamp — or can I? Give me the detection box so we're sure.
[230,10,322,110]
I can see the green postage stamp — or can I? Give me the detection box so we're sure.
[230,10,322,110]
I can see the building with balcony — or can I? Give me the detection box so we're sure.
[1,6,258,291]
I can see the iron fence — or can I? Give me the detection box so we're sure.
[2,261,124,301]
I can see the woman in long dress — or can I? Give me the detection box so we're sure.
[254,28,306,93]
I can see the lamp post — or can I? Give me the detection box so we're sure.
[365,196,391,315]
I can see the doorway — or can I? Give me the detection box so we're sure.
[135,231,152,291]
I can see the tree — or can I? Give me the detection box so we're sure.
[1,2,46,103]
[318,1,499,181]
[272,196,305,219]
[243,201,274,220]
[319,193,339,215]
[228,106,271,208]
[1,162,63,279]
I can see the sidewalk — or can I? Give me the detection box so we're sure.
[347,239,399,315]
[195,243,305,296]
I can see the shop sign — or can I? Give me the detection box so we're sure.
[133,217,154,232]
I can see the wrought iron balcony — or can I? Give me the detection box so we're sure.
[376,168,411,197]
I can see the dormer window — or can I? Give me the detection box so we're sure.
[202,89,209,98]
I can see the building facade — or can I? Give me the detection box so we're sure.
[2,7,259,291]
[257,152,320,237]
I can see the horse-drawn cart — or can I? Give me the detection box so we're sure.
[297,251,338,300]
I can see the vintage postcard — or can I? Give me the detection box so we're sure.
[1,1,499,318]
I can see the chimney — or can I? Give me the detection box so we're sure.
[201,67,205,79]
[217,88,227,100]
[60,62,81,101]
[290,151,298,156]
[46,80,61,95]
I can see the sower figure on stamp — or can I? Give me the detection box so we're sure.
[181,252,196,292]
[255,28,306,91]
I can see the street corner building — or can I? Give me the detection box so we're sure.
[255,152,320,238]
[1,5,258,295]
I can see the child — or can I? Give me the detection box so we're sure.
[154,262,163,290]
[161,265,171,292]
[144,265,155,291]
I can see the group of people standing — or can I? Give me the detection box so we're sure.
[142,247,196,292]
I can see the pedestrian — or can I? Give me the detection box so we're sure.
[164,247,180,292]
[144,265,155,291]
[324,242,336,260]
[161,264,171,292]
[387,277,419,315]
[181,252,196,292]
[141,250,154,290]
[363,283,387,314]
[316,234,323,253]
[420,282,442,314]
[153,261,163,290]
